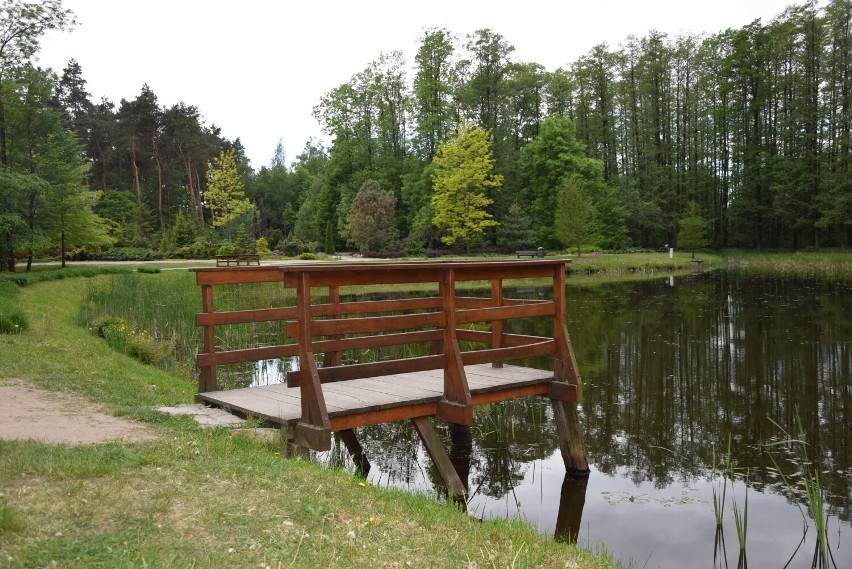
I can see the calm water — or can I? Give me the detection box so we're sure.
[255,270,852,568]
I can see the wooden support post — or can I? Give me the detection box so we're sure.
[437,269,473,425]
[448,423,472,501]
[491,278,503,369]
[295,272,331,451]
[323,285,343,368]
[339,428,371,477]
[551,263,588,475]
[552,400,589,475]
[199,284,217,392]
[411,417,467,502]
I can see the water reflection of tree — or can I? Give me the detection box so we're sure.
[316,275,851,524]
[465,399,560,498]
[569,273,852,522]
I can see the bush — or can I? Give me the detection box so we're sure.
[297,253,317,261]
[255,236,271,256]
[216,242,240,256]
[96,247,163,261]
[0,296,27,334]
[89,315,173,365]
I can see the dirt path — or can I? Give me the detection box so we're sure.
[0,384,157,444]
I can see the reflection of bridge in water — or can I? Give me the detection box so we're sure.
[190,260,589,502]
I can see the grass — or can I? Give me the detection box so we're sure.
[724,249,852,279]
[0,277,614,569]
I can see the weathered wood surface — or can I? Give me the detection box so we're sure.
[191,259,589,479]
[197,363,556,430]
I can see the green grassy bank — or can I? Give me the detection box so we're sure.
[0,278,612,568]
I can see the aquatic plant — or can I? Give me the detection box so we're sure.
[766,416,836,569]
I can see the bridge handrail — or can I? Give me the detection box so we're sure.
[191,259,582,449]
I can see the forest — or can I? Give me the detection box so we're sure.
[1,0,850,271]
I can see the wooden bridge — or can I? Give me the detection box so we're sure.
[191,259,588,498]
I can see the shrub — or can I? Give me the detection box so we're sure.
[217,242,240,256]
[297,252,317,261]
[255,236,271,256]
[97,247,163,261]
[89,315,173,366]
[0,296,27,334]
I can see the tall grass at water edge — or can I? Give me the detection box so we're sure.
[78,271,202,378]
[77,270,301,384]
[724,250,852,280]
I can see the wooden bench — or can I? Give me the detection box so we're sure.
[190,260,588,494]
[516,248,545,258]
[215,254,260,267]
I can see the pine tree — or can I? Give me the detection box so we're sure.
[677,201,710,258]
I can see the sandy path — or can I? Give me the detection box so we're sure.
[0,384,157,444]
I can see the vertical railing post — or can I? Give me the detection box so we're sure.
[491,278,504,368]
[199,284,217,393]
[323,285,342,368]
[550,262,589,475]
[436,267,472,424]
[295,270,331,451]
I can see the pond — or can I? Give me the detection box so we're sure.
[253,270,852,568]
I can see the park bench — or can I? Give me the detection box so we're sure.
[215,254,260,267]
[516,247,545,258]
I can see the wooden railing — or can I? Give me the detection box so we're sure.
[191,260,583,452]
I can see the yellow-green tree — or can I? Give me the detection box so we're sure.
[205,148,251,238]
[431,123,502,248]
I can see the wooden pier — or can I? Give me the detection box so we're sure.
[191,260,588,498]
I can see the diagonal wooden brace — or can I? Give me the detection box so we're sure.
[411,417,467,501]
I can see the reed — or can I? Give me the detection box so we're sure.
[731,468,749,569]
[724,250,852,280]
[766,416,836,569]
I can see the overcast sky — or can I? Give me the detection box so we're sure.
[37,0,796,170]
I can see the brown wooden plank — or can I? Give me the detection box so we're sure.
[329,403,437,431]
[454,296,548,309]
[192,266,284,285]
[311,296,442,317]
[196,390,302,423]
[197,344,298,367]
[471,384,550,405]
[287,311,444,338]
[321,376,444,405]
[459,340,556,366]
[288,354,445,386]
[196,306,296,326]
[456,329,550,347]
[455,302,555,325]
[323,380,444,413]
[310,330,442,354]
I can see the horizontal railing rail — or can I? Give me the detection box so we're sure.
[191,259,581,450]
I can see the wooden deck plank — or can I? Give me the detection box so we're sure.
[198,364,555,428]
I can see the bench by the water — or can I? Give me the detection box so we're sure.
[516,247,545,258]
[190,260,588,498]
[215,254,260,267]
